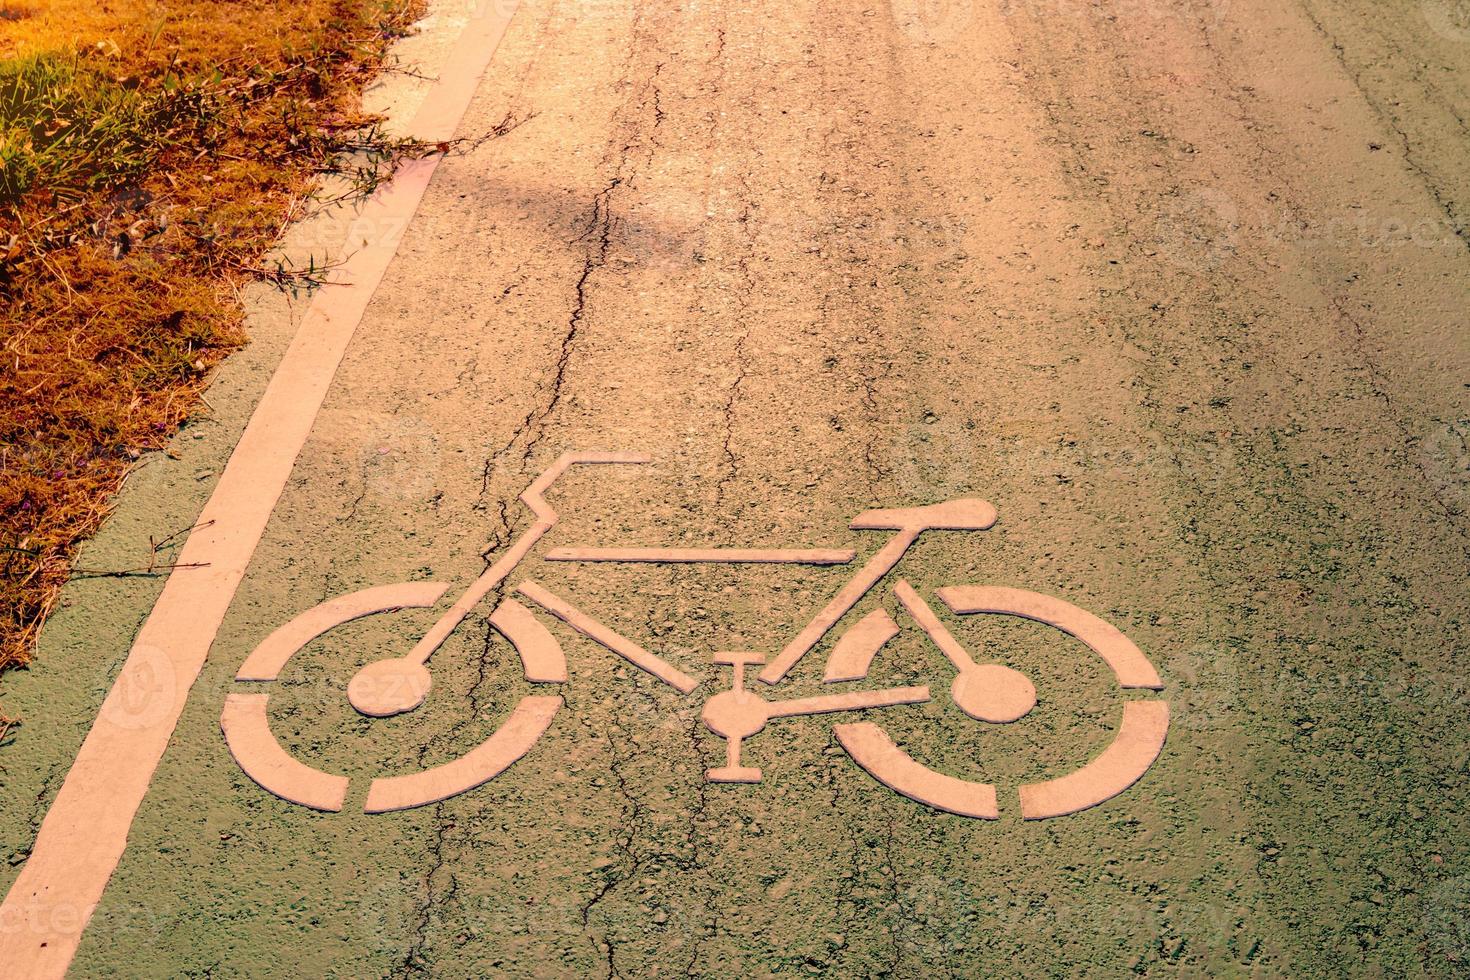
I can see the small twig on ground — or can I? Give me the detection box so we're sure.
[148,519,213,559]
[70,561,208,580]
[65,519,215,579]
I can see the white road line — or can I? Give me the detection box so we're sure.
[0,4,520,974]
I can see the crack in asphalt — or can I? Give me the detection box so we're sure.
[879,809,910,977]
[692,9,749,511]
[404,10,687,974]
[714,188,755,507]
[476,499,512,564]
[575,671,662,978]
[399,616,505,975]
[401,802,454,974]
[478,172,621,489]
[821,727,866,972]
[860,359,896,494]
[680,710,715,976]
[478,49,666,491]
[399,493,517,973]
[651,71,666,134]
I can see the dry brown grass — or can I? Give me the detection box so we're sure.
[0,0,433,690]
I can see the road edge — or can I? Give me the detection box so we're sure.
[0,3,522,974]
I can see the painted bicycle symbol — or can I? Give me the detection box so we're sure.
[222,453,1168,817]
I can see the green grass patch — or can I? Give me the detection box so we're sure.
[0,51,207,203]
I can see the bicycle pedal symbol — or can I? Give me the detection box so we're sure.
[222,453,1168,818]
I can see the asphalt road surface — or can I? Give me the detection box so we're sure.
[3,0,1469,976]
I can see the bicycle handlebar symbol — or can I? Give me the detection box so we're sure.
[222,453,1168,818]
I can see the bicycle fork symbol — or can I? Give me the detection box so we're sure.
[223,453,1168,818]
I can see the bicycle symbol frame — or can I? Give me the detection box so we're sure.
[222,453,1168,818]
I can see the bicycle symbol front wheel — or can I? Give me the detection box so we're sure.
[825,585,1168,819]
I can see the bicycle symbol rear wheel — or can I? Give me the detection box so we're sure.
[221,581,567,813]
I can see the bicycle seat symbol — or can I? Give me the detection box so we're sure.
[222,453,1168,818]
